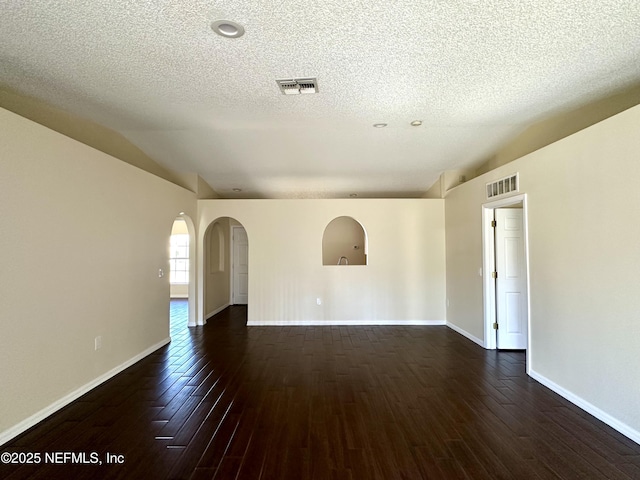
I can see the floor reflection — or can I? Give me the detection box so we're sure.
[169,298,188,334]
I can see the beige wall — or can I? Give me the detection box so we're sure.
[170,284,189,298]
[425,82,640,197]
[198,199,446,325]
[0,87,199,192]
[0,108,197,442]
[423,169,477,199]
[474,82,640,176]
[445,104,640,439]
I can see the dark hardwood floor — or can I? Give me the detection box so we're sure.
[2,301,640,479]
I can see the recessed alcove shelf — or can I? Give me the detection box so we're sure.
[322,216,368,266]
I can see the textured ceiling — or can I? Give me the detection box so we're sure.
[2,1,640,198]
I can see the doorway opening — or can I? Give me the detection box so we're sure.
[169,214,196,332]
[482,194,531,361]
[203,217,248,322]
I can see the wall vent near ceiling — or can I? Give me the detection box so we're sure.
[486,173,519,199]
[276,77,318,95]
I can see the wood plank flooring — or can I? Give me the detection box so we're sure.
[2,301,640,479]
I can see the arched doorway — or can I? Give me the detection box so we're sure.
[203,217,248,322]
[169,214,196,331]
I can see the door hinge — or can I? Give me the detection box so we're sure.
[491,271,498,279]
[491,220,497,228]
[493,322,499,330]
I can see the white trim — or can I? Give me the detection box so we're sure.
[529,369,640,446]
[229,225,235,305]
[482,203,497,350]
[446,322,485,347]
[205,303,231,321]
[0,338,170,447]
[230,225,248,305]
[246,319,446,326]
[174,213,197,328]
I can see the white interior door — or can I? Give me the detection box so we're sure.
[495,208,528,349]
[232,226,248,305]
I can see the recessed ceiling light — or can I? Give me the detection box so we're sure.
[211,20,245,38]
[410,120,422,126]
[232,188,242,192]
[373,123,387,128]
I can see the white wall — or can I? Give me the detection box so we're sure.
[198,199,446,325]
[445,104,640,442]
[0,108,196,443]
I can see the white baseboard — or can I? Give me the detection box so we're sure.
[205,303,230,321]
[446,322,485,347]
[0,337,170,447]
[246,319,446,326]
[529,369,640,446]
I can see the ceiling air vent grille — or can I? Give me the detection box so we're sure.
[486,173,519,199]
[276,77,318,95]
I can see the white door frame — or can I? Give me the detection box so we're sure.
[230,225,248,305]
[183,214,197,328]
[481,194,532,366]
[171,213,198,328]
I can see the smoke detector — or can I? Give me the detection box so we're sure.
[276,78,319,95]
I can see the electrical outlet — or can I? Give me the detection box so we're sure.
[95,336,102,351]
[316,298,322,306]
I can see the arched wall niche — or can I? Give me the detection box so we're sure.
[322,216,368,265]
[206,221,224,274]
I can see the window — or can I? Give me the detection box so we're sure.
[170,234,189,284]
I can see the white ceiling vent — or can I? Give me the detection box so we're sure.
[486,173,519,199]
[276,78,319,95]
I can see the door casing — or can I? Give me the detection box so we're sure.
[230,225,248,305]
[481,194,532,372]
